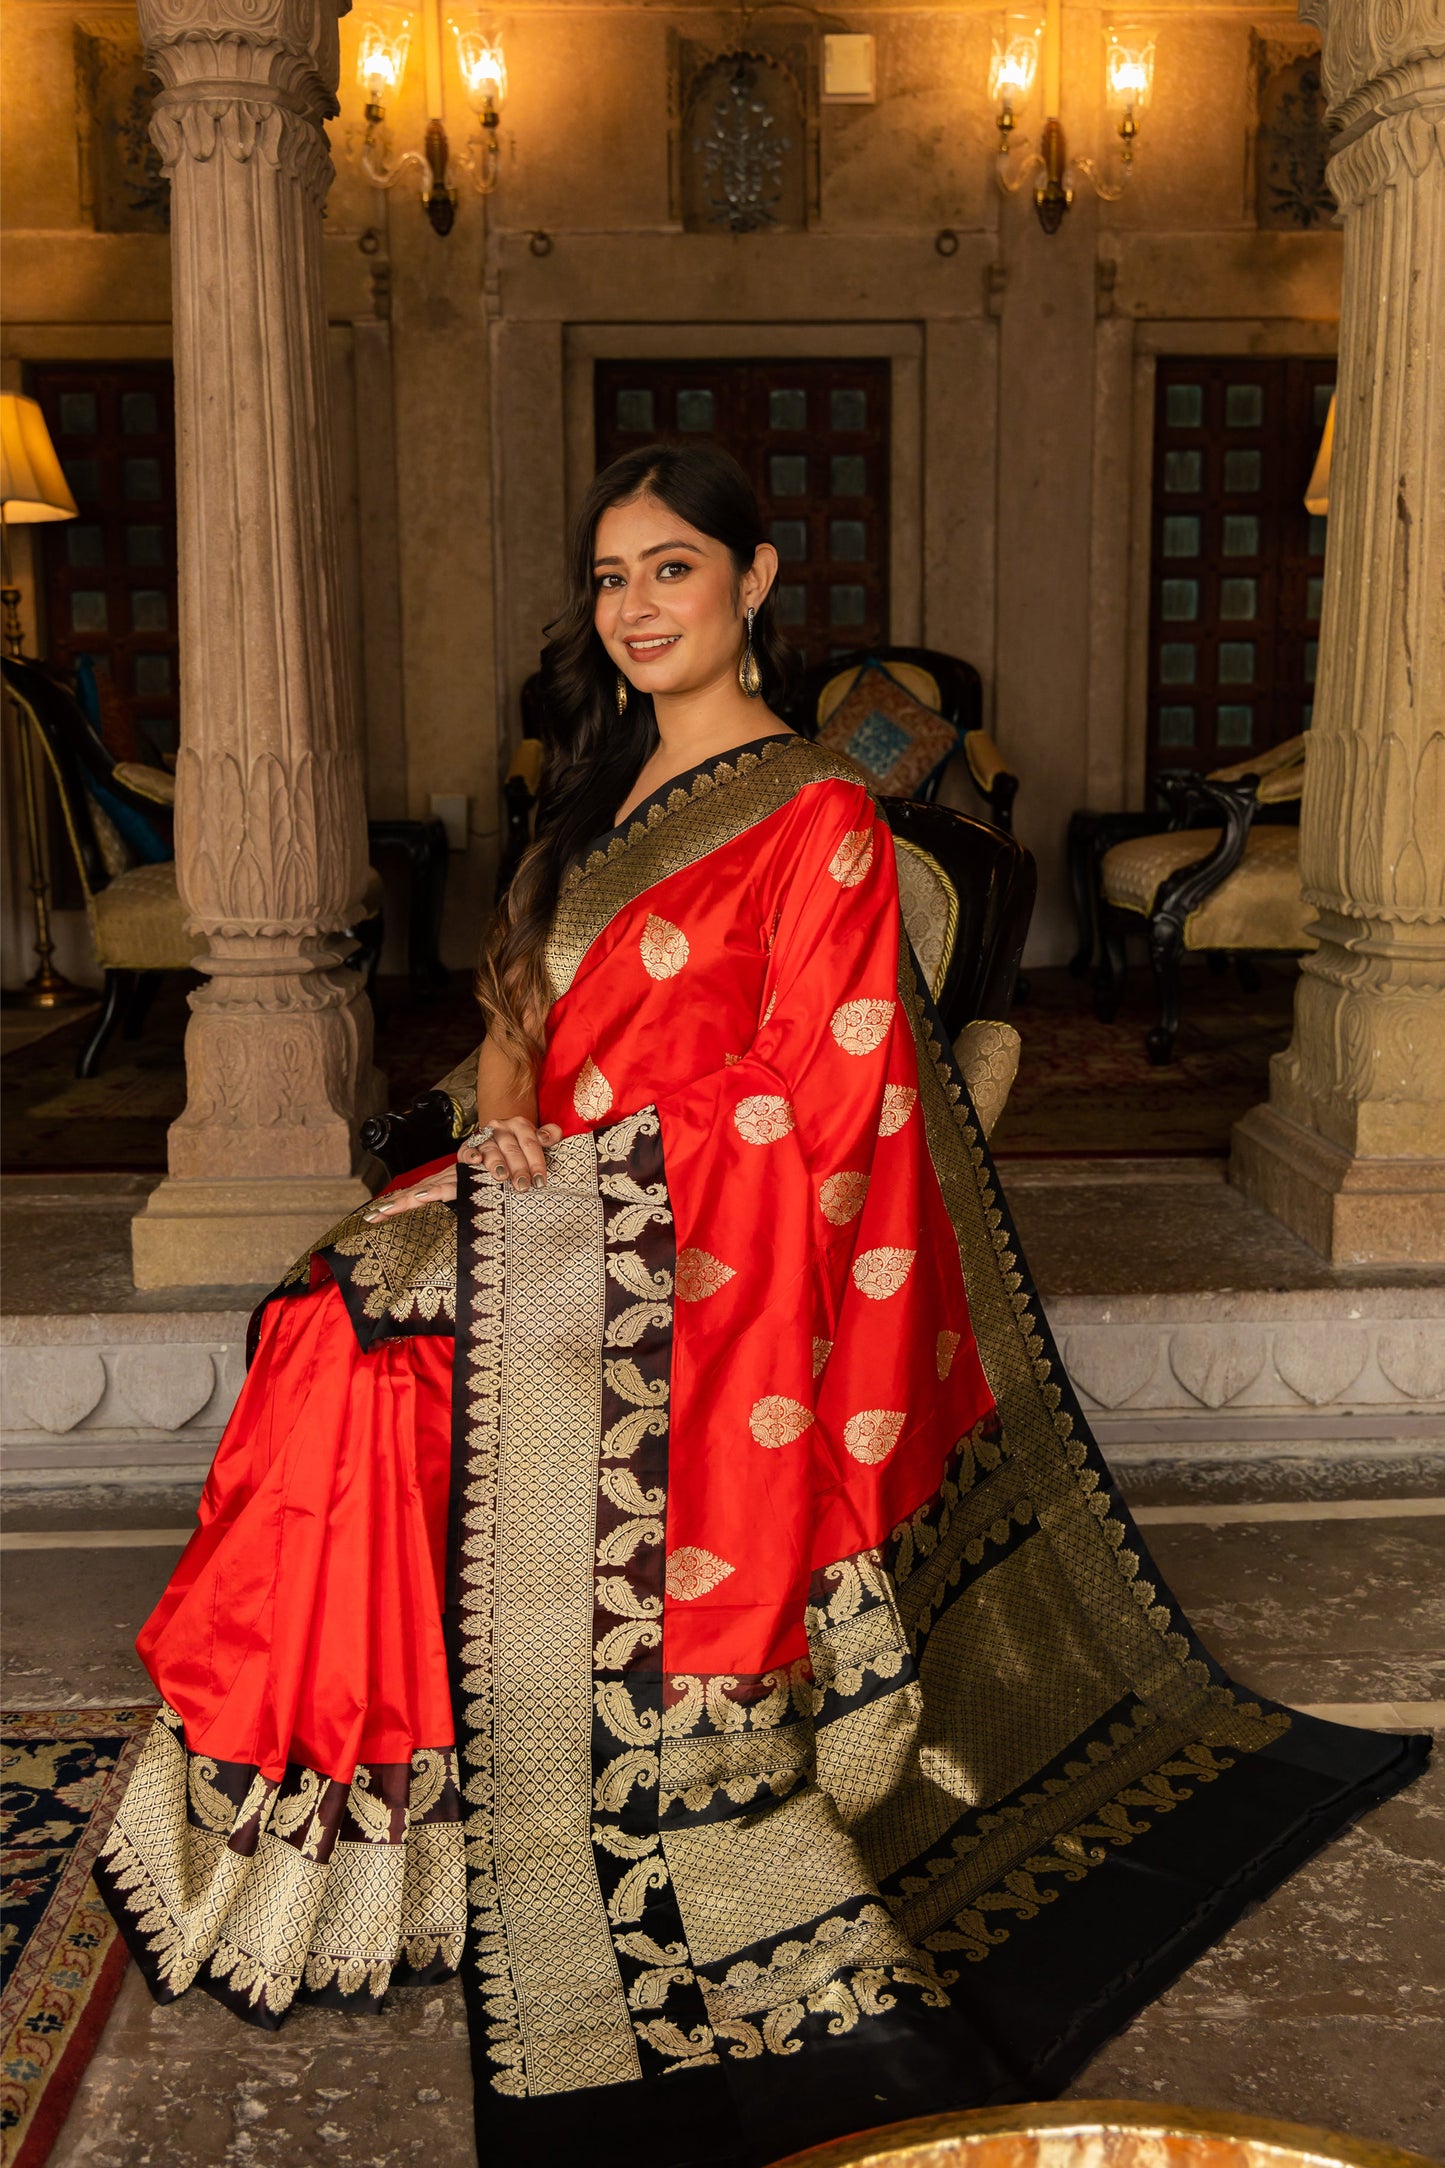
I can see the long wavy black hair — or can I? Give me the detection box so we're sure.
[477,441,803,1062]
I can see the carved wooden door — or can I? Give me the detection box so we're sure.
[1147,355,1335,786]
[593,359,890,668]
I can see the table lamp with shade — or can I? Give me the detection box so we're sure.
[1,390,91,1008]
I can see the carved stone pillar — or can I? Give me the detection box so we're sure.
[130,0,384,1288]
[1231,0,1445,1264]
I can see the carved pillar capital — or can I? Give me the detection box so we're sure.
[1298,0,1445,132]
[139,0,342,209]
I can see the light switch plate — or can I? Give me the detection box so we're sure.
[429,793,469,852]
[822,34,876,103]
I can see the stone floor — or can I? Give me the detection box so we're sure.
[3,1460,1442,2167]
[6,1158,1443,1318]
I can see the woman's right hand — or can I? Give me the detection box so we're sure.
[363,1116,562,1221]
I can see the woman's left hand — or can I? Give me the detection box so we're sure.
[363,1120,563,1221]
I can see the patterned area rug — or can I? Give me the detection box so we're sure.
[1,1708,156,2168]
[989,960,1299,1158]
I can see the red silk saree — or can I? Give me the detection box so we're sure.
[97,736,1429,2167]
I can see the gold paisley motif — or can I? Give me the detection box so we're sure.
[812,1336,833,1377]
[830,998,894,1056]
[640,913,690,980]
[573,1056,613,1122]
[749,1396,815,1449]
[851,1247,916,1300]
[819,1172,869,1226]
[878,1083,917,1136]
[675,1248,736,1302]
[666,1547,736,1602]
[828,827,875,888]
[936,1329,962,1380]
[843,1408,906,1465]
[733,1094,795,1145]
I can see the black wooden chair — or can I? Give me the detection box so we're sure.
[784,646,1019,832]
[1093,736,1311,1064]
[2,657,385,1076]
[361,798,1036,1179]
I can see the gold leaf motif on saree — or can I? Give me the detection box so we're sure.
[878,1083,917,1136]
[573,1055,613,1121]
[830,998,894,1056]
[819,1171,869,1226]
[851,1246,916,1300]
[829,827,875,888]
[639,913,690,980]
[936,1328,962,1379]
[665,1547,736,1601]
[843,1408,906,1465]
[675,1248,737,1301]
[812,1336,833,1377]
[748,1395,815,1449]
[733,1093,795,1145]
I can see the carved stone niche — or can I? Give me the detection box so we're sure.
[1250,33,1334,231]
[670,32,818,233]
[73,17,170,233]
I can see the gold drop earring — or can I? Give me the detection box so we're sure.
[615,671,629,714]
[738,605,761,698]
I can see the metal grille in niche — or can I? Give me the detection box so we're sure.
[1255,49,1333,230]
[681,50,805,232]
[1146,356,1334,788]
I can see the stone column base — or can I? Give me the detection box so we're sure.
[131,1176,372,1290]
[1231,1105,1445,1267]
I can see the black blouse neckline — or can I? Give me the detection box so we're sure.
[583,731,798,859]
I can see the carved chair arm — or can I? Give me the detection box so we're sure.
[1152,776,1262,931]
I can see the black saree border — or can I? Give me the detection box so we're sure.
[894,939,1431,2068]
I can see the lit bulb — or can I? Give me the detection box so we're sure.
[989,18,1042,112]
[1105,27,1156,112]
[357,21,409,104]
[453,23,506,114]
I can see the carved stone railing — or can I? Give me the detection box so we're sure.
[130,0,384,1288]
[1232,0,1445,1264]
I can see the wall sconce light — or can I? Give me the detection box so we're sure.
[993,1,1155,233]
[989,14,1042,151]
[452,21,506,194]
[355,8,506,234]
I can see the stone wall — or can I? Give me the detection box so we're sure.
[1,0,1343,969]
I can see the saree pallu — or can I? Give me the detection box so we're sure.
[97,736,1430,2168]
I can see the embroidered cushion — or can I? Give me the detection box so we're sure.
[816,660,961,799]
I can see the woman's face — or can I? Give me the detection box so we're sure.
[592,492,777,701]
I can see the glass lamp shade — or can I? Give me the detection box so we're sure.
[1105,24,1156,113]
[1305,393,1334,517]
[453,23,506,113]
[0,395,78,522]
[357,20,410,103]
[989,16,1042,110]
